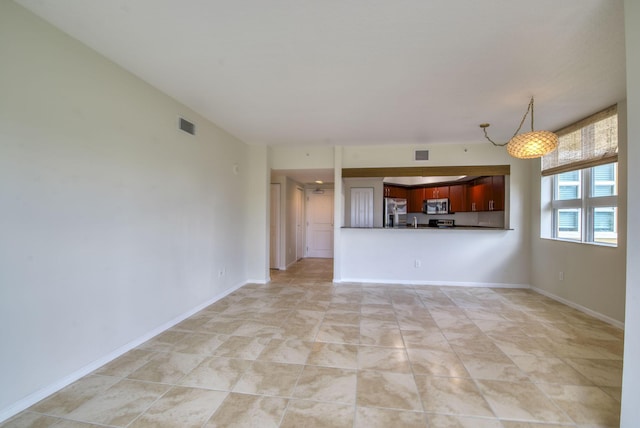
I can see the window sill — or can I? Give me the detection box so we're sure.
[539,237,618,248]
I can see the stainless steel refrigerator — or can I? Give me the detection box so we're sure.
[384,197,407,228]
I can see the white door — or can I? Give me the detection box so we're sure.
[306,189,334,258]
[296,187,305,261]
[350,187,374,227]
[270,183,281,269]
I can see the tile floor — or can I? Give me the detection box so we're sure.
[2,258,623,427]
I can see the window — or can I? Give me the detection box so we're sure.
[541,106,618,246]
[548,163,618,245]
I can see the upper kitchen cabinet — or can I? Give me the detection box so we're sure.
[408,187,425,212]
[449,184,468,213]
[424,186,449,199]
[469,176,504,211]
[383,185,408,199]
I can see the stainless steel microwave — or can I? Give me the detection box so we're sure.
[423,198,449,214]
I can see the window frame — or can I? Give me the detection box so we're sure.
[547,163,618,246]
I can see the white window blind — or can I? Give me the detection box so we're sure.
[541,105,618,176]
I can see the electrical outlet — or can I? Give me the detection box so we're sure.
[414,259,421,268]
[559,271,564,281]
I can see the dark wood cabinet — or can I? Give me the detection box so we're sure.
[424,186,449,199]
[408,187,425,212]
[383,185,408,199]
[449,184,467,213]
[468,176,504,211]
[385,176,504,214]
[491,175,505,211]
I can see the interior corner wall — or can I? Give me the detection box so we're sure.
[529,102,627,325]
[285,177,304,267]
[621,0,640,423]
[0,2,250,419]
[245,145,270,283]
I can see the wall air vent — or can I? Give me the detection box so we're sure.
[179,117,195,135]
[414,150,429,161]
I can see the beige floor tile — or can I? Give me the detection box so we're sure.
[415,375,494,417]
[228,321,281,339]
[94,349,157,378]
[138,330,191,352]
[31,375,120,416]
[545,338,612,359]
[360,309,397,324]
[426,414,502,428]
[407,348,469,377]
[233,361,303,396]
[200,318,247,335]
[212,335,270,359]
[172,313,212,332]
[476,380,572,424]
[51,421,106,427]
[463,308,507,321]
[7,259,626,427]
[280,400,354,428]
[499,422,575,428]
[447,335,504,355]
[355,407,426,428]
[357,370,422,411]
[129,386,227,428]
[401,329,453,352]
[275,322,321,341]
[256,338,314,364]
[316,323,360,344]
[360,326,404,347]
[472,319,528,336]
[395,316,438,332]
[358,346,411,372]
[127,352,206,384]
[0,412,59,428]
[306,342,359,369]
[563,358,623,387]
[538,383,621,426]
[489,335,557,358]
[323,310,361,326]
[65,379,170,426]
[458,352,530,382]
[599,385,622,402]
[293,300,331,312]
[178,356,251,391]
[510,356,593,386]
[171,333,228,355]
[203,393,287,428]
[293,365,356,404]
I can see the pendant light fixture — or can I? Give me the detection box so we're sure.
[480,97,559,159]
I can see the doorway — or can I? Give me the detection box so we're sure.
[270,183,281,269]
[295,187,305,261]
[305,188,334,258]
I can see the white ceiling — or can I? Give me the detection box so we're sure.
[16,0,625,150]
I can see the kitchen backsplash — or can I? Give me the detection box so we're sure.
[407,210,505,228]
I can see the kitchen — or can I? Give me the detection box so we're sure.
[344,165,510,230]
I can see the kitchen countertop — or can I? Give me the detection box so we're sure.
[342,225,510,230]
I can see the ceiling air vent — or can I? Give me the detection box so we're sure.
[179,117,195,135]
[414,150,429,161]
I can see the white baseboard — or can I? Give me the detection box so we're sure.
[531,286,625,329]
[334,278,530,289]
[0,281,247,424]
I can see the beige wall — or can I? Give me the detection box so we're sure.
[529,102,627,325]
[0,1,252,418]
[621,0,640,423]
